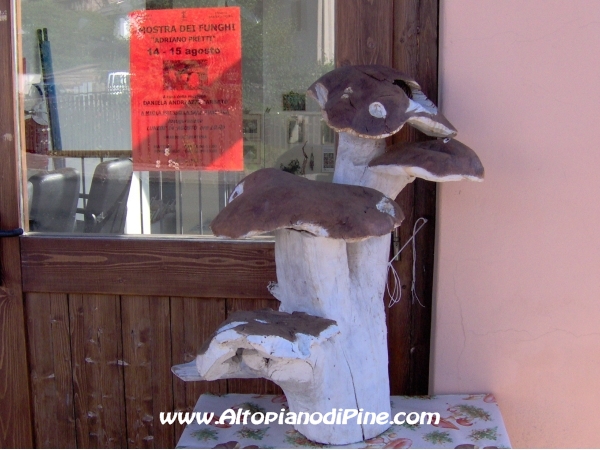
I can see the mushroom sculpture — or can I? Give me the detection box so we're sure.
[175,168,404,443]
[172,65,484,445]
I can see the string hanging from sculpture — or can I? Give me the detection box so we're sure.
[387,217,428,308]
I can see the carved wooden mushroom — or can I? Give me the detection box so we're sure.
[173,309,367,443]
[307,64,457,185]
[211,167,402,240]
[365,138,485,199]
[173,65,484,446]
[213,168,403,443]
[292,65,482,444]
[176,168,404,444]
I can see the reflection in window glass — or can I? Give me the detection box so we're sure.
[19,0,335,235]
[19,0,334,235]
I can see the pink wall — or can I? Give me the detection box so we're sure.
[432,1,600,447]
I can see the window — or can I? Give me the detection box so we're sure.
[20,0,335,235]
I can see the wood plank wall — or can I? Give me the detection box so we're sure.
[389,0,439,397]
[21,236,281,446]
[0,0,34,446]
[26,294,281,448]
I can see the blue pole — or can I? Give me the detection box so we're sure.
[37,28,63,164]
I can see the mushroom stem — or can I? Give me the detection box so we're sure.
[270,230,350,315]
[270,229,392,440]
[360,167,415,199]
[334,131,415,199]
[333,132,386,184]
[326,132,411,440]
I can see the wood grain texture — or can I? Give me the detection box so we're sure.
[171,297,227,441]
[26,293,77,448]
[25,295,281,448]
[70,294,126,448]
[21,236,276,299]
[388,0,439,395]
[394,0,439,101]
[122,296,174,448]
[225,298,283,395]
[405,0,438,396]
[409,178,436,395]
[336,0,394,67]
[386,182,416,395]
[392,0,440,144]
[0,0,33,446]
[0,286,33,448]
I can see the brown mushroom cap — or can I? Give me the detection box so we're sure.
[211,168,404,240]
[307,65,457,139]
[368,138,484,182]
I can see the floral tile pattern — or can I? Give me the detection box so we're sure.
[176,394,511,449]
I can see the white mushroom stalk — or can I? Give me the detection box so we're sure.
[271,230,392,441]
[333,132,415,200]
[333,129,386,184]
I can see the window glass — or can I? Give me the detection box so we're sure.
[19,0,335,235]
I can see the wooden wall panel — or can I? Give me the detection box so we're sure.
[171,297,227,441]
[70,294,126,448]
[404,0,439,397]
[387,0,439,396]
[393,0,439,102]
[225,299,283,395]
[336,0,394,66]
[26,295,288,447]
[26,293,77,448]
[122,296,174,448]
[21,237,276,299]
[0,0,33,446]
[0,287,33,448]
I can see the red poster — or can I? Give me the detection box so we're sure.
[129,7,242,171]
